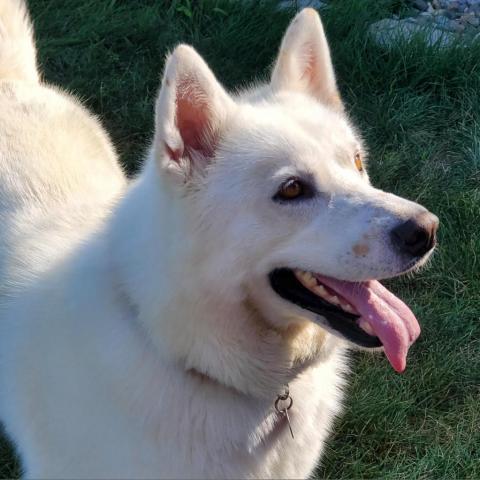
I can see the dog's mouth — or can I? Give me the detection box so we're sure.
[269,268,421,372]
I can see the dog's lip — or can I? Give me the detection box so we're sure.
[269,269,382,349]
[268,268,421,372]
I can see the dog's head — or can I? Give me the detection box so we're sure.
[151,9,438,373]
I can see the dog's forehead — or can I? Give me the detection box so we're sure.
[273,93,354,137]
[223,96,360,174]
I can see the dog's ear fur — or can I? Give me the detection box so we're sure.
[153,45,234,180]
[271,8,342,110]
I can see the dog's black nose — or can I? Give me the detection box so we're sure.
[391,212,439,257]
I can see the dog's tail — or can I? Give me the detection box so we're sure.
[0,0,38,82]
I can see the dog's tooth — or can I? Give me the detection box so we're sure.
[342,303,354,313]
[294,270,306,283]
[359,320,375,336]
[302,271,315,285]
[294,269,317,290]
[314,285,327,298]
[296,270,312,288]
[330,295,339,305]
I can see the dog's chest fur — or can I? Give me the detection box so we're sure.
[1,254,347,478]
[0,83,350,480]
[131,359,346,479]
[6,319,346,479]
[82,360,345,479]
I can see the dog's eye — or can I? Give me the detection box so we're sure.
[354,153,363,172]
[274,178,305,201]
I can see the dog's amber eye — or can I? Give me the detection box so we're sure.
[275,178,305,201]
[354,153,363,172]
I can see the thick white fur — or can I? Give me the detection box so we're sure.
[0,0,38,82]
[0,3,434,479]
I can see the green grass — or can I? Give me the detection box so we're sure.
[1,0,479,478]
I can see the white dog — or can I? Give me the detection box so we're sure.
[0,1,438,478]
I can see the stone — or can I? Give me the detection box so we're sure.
[460,12,478,24]
[369,0,480,50]
[434,14,450,25]
[429,13,467,30]
[413,0,429,10]
[444,9,461,19]
[415,12,434,24]
[449,19,466,31]
[369,18,455,48]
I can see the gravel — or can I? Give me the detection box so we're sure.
[370,0,480,48]
[276,0,480,49]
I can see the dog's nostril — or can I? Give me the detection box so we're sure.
[405,228,427,247]
[391,212,438,257]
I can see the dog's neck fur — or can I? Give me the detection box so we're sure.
[108,157,339,400]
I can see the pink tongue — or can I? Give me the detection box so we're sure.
[315,276,420,373]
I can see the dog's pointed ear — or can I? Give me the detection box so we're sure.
[270,8,342,110]
[153,45,234,179]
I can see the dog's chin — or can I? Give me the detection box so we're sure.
[268,269,382,349]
